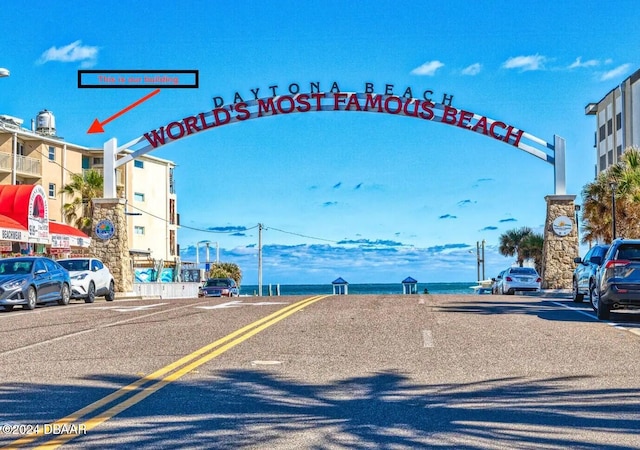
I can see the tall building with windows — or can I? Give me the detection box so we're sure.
[586,67,640,173]
[0,110,179,261]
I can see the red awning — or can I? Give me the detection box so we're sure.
[49,222,91,248]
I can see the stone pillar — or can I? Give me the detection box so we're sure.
[90,198,133,293]
[541,195,579,289]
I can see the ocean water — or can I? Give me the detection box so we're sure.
[240,282,478,296]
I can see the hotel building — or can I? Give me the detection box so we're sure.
[0,110,179,261]
[586,67,640,174]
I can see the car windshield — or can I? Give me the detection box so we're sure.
[0,260,33,275]
[510,268,537,275]
[205,279,230,287]
[58,260,90,271]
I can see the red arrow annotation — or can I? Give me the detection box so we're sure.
[87,89,161,134]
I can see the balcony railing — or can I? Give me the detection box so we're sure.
[0,152,10,171]
[15,155,42,177]
[0,153,43,177]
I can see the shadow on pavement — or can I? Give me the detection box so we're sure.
[2,370,640,448]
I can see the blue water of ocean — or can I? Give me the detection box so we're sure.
[240,282,477,296]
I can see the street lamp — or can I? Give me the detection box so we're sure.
[0,68,9,78]
[475,240,485,282]
[574,204,581,245]
[610,181,617,241]
[195,240,219,267]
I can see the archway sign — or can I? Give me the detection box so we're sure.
[103,84,565,197]
[101,82,574,289]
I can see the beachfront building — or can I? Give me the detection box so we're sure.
[0,110,179,262]
[586,67,640,174]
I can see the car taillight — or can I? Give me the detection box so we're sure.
[605,259,630,269]
[505,276,513,282]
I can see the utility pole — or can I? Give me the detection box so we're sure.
[258,223,263,297]
[476,240,486,282]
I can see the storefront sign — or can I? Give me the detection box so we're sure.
[51,235,71,249]
[27,185,49,244]
[0,241,13,252]
[0,228,28,242]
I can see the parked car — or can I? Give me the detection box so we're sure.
[0,256,71,311]
[591,238,640,320]
[199,277,239,297]
[58,257,115,303]
[572,244,609,303]
[491,270,506,294]
[497,267,542,295]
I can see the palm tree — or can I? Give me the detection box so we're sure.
[60,170,104,234]
[498,226,533,266]
[519,232,544,274]
[582,146,640,243]
[208,262,243,286]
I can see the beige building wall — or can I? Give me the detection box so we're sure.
[0,113,179,262]
[118,154,177,261]
[587,67,640,174]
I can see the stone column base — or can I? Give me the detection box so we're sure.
[90,198,133,293]
[541,195,579,289]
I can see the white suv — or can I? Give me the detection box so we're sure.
[58,258,115,303]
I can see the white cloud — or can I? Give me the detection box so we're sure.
[502,54,546,72]
[600,63,632,81]
[461,63,482,76]
[568,57,599,69]
[410,60,445,76]
[37,40,99,67]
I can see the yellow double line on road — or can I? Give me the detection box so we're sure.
[4,295,330,449]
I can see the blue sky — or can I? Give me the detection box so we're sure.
[2,1,639,285]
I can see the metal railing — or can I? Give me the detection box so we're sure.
[0,152,10,171]
[15,155,41,177]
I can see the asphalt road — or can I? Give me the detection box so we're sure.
[1,293,640,449]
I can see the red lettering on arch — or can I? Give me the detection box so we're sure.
[183,116,200,135]
[419,100,435,120]
[166,122,184,140]
[333,93,348,109]
[503,126,524,147]
[257,98,277,116]
[489,121,507,140]
[441,105,458,124]
[457,110,474,129]
[276,96,296,113]
[345,94,362,111]
[471,116,488,135]
[143,128,166,148]
[364,94,382,112]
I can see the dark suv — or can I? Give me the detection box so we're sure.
[198,278,239,297]
[591,239,640,320]
[572,244,609,303]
